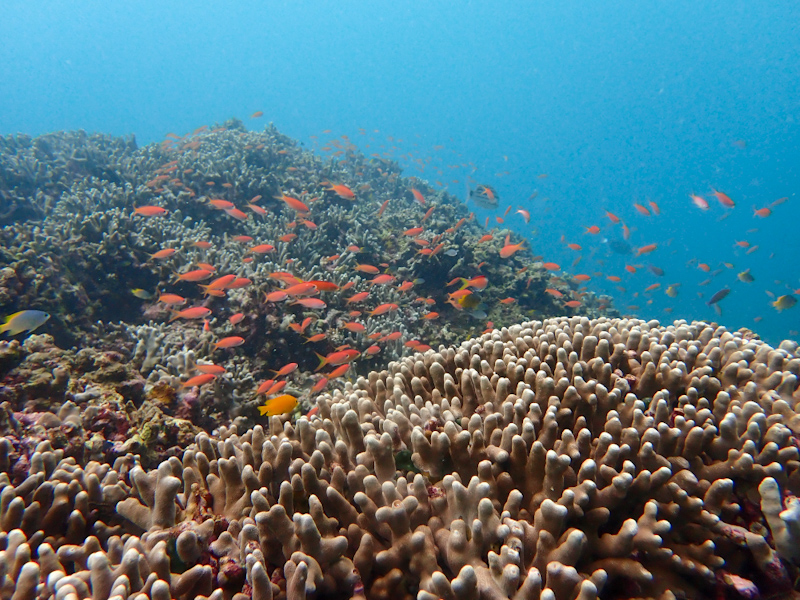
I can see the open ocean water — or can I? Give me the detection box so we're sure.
[2,1,799,344]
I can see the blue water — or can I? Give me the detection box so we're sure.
[2,1,798,344]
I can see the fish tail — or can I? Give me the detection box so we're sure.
[168,310,180,323]
[0,323,9,334]
[314,352,328,371]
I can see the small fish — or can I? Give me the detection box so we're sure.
[0,310,50,336]
[170,306,212,321]
[251,111,264,118]
[131,289,154,300]
[370,274,396,286]
[257,394,298,417]
[637,244,657,255]
[737,269,754,283]
[633,203,651,216]
[772,295,797,311]
[175,269,214,282]
[292,298,327,309]
[753,207,772,218]
[346,292,370,304]
[370,303,399,316]
[249,244,275,254]
[712,189,735,208]
[159,294,186,305]
[182,373,217,388]
[278,194,310,213]
[690,194,709,210]
[411,188,426,205]
[214,336,245,349]
[134,205,168,217]
[665,285,679,298]
[605,211,620,224]
[585,225,600,234]
[149,248,177,260]
[567,243,582,251]
[328,184,356,200]
[273,362,299,378]
[542,262,560,271]
[516,209,530,223]
[265,290,289,302]
[707,288,731,305]
[500,235,524,258]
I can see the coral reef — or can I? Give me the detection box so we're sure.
[2,316,800,599]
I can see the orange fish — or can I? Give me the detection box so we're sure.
[585,225,600,234]
[607,275,622,283]
[279,233,297,243]
[311,378,329,393]
[346,291,370,304]
[542,262,560,271]
[648,201,661,215]
[644,283,661,292]
[265,290,289,302]
[196,364,225,375]
[500,235,524,258]
[316,349,360,370]
[257,394,298,417]
[574,274,591,282]
[305,333,327,343]
[214,336,245,349]
[279,194,310,213]
[377,199,390,217]
[342,322,366,332]
[545,288,563,298]
[460,275,488,290]
[134,205,168,217]
[328,364,351,379]
[621,223,631,240]
[292,298,327,309]
[175,269,214,282]
[225,207,248,221]
[284,282,318,297]
[499,297,516,304]
[328,184,356,200]
[182,373,217,388]
[698,263,711,272]
[370,274,396,285]
[564,300,582,308]
[478,234,493,244]
[605,211,620,224]
[403,227,424,236]
[149,248,177,260]
[170,306,212,321]
[249,244,275,254]
[625,265,637,274]
[364,345,381,356]
[753,207,771,217]
[355,264,380,274]
[273,362,299,378]
[208,199,235,210]
[229,313,245,325]
[633,203,651,216]
[251,111,264,118]
[308,280,338,292]
[411,188,426,205]
[712,189,735,208]
[159,294,186,305]
[370,303,399,316]
[232,235,253,243]
[516,209,530,223]
[247,203,267,216]
[229,278,252,289]
[636,244,657,255]
[567,243,582,251]
[422,312,439,320]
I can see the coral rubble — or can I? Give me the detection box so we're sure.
[2,316,800,599]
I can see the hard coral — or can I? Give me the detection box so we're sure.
[0,317,799,600]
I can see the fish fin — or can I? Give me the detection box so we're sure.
[314,352,327,371]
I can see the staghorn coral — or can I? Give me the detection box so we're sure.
[1,317,800,599]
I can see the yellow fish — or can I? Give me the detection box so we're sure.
[0,310,50,336]
[257,394,298,417]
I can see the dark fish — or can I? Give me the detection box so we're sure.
[469,184,499,209]
[648,265,664,277]
[707,288,731,305]
[607,239,632,255]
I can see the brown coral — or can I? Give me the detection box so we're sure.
[1,317,800,600]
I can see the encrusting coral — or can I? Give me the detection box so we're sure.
[2,316,800,599]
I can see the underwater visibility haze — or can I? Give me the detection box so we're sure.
[1,2,800,600]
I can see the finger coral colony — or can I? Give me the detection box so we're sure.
[1,122,799,599]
